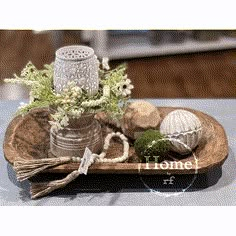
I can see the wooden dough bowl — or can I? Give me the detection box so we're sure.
[3,107,228,175]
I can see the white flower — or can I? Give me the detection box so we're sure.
[118,79,134,97]
[60,116,69,127]
[103,85,110,97]
[102,57,110,70]
[71,86,82,97]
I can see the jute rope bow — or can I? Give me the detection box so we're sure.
[13,132,129,199]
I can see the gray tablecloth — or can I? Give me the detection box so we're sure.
[0,99,235,206]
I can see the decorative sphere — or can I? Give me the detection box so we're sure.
[134,130,170,162]
[160,109,202,155]
[121,101,161,139]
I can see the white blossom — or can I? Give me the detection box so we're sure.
[118,78,134,97]
[102,57,110,70]
[60,116,69,127]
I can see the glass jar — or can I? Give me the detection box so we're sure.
[50,112,103,157]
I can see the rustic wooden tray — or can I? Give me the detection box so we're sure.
[3,107,228,175]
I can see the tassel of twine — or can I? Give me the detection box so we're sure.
[13,132,129,199]
[30,153,97,199]
[13,156,80,181]
[30,170,80,199]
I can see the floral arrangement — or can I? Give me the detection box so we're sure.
[5,58,134,130]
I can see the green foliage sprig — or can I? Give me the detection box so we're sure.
[5,62,56,114]
[5,59,133,130]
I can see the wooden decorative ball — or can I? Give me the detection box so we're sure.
[121,100,161,139]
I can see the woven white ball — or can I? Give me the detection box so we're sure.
[160,109,202,155]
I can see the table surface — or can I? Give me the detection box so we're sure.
[0,99,236,206]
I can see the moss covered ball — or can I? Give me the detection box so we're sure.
[134,129,170,162]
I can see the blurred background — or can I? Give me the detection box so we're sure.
[0,30,236,100]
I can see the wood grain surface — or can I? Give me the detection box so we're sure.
[3,107,228,175]
[1,30,236,99]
